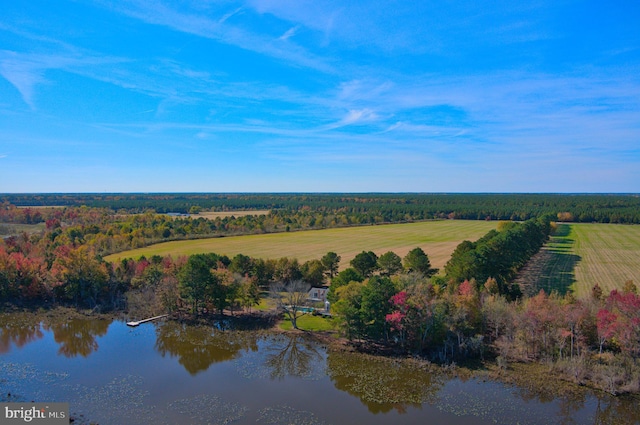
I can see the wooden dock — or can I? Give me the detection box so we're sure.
[126,314,168,327]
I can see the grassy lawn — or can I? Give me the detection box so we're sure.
[278,313,336,332]
[105,220,497,271]
[521,223,640,298]
[252,295,273,311]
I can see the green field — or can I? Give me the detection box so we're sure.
[519,223,640,298]
[105,220,498,271]
[572,223,640,296]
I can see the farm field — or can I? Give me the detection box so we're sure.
[0,222,45,237]
[518,223,640,298]
[572,223,640,297]
[192,210,270,219]
[105,220,497,271]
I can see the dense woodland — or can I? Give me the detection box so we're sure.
[1,194,640,395]
[3,193,640,223]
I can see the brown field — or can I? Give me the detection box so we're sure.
[191,210,270,219]
[105,220,497,271]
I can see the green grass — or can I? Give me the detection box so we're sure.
[571,223,640,297]
[522,223,640,298]
[278,314,335,331]
[252,295,272,311]
[105,220,497,271]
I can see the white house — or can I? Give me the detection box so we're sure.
[307,286,329,303]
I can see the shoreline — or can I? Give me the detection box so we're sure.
[2,305,639,399]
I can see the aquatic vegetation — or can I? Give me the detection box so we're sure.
[327,351,443,413]
[169,394,248,424]
[257,405,327,425]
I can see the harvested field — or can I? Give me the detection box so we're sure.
[517,223,640,298]
[191,210,270,219]
[105,220,497,271]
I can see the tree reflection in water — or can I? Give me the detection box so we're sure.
[263,334,324,380]
[154,322,259,376]
[0,314,44,354]
[45,318,111,358]
[594,395,640,425]
[327,351,443,414]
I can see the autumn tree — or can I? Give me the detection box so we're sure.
[51,245,109,307]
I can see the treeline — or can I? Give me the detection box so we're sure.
[444,218,552,299]
[0,225,344,311]
[3,193,640,223]
[330,270,640,395]
[0,203,424,258]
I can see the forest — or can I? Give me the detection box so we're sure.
[1,195,639,395]
[3,193,640,223]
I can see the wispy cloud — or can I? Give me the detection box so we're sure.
[0,50,125,108]
[278,25,300,41]
[96,1,334,73]
[218,7,243,24]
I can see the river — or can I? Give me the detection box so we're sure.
[0,313,637,424]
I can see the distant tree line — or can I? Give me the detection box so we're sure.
[3,193,640,223]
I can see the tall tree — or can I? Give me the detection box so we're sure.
[360,276,397,340]
[270,279,311,330]
[321,252,341,278]
[178,254,215,314]
[301,259,326,286]
[350,251,378,278]
[377,251,403,277]
[403,247,438,277]
[328,268,363,303]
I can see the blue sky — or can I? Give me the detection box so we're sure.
[0,1,639,193]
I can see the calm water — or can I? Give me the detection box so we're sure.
[0,313,638,425]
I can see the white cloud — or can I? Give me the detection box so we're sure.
[279,25,300,41]
[97,1,334,73]
[0,50,125,109]
[218,7,243,24]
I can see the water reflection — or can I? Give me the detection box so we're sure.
[594,395,640,425]
[2,312,640,425]
[0,314,43,354]
[327,351,443,414]
[263,334,323,380]
[154,322,258,375]
[44,318,111,358]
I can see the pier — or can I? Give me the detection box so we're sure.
[126,314,168,327]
